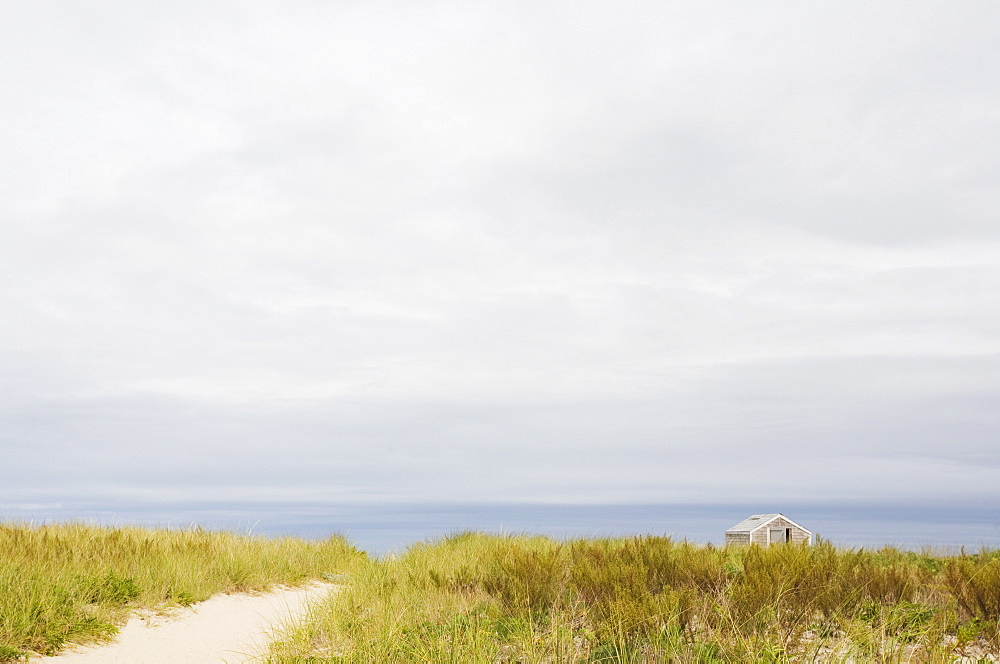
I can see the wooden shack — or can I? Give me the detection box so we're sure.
[725,513,812,545]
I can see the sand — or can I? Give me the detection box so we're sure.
[33,582,335,664]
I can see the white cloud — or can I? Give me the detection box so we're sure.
[1,0,998,508]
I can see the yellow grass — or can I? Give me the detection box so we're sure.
[269,532,1000,662]
[0,521,362,661]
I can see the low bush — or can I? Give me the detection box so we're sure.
[270,534,1000,662]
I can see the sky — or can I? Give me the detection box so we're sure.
[2,1,999,510]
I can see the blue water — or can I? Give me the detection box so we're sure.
[3,501,999,555]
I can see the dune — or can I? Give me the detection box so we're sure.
[32,582,336,664]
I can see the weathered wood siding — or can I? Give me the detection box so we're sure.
[788,526,811,544]
[725,532,751,545]
[757,516,811,544]
[731,516,811,545]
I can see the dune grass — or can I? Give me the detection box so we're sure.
[269,533,1000,662]
[0,521,363,661]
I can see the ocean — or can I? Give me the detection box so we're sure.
[4,500,999,555]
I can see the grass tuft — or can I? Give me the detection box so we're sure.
[269,534,1000,662]
[0,521,362,660]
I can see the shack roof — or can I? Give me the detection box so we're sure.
[726,513,811,534]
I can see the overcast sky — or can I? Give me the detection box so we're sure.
[2,1,999,510]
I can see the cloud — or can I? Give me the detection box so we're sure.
[1,0,998,509]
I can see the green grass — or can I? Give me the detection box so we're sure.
[0,521,363,661]
[269,533,1000,662]
[7,524,998,662]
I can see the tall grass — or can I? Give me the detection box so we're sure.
[0,521,362,661]
[270,533,1000,662]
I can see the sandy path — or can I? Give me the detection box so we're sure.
[34,582,335,664]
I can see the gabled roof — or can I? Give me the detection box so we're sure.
[726,513,811,535]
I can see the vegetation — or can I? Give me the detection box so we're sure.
[0,521,362,661]
[5,523,998,662]
[270,533,1000,662]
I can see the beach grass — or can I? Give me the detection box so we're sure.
[0,521,362,660]
[269,533,1000,662]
